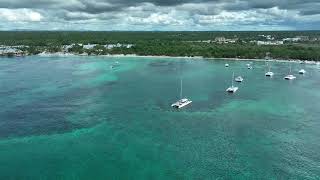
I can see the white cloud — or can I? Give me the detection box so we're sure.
[0,8,43,22]
[194,7,296,26]
[127,12,183,25]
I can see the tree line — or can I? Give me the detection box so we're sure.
[0,31,319,60]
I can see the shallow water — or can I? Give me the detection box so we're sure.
[0,56,319,179]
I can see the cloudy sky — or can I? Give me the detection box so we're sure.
[0,0,319,31]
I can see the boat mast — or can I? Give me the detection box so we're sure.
[289,64,292,74]
[180,78,183,99]
[232,72,234,87]
[265,60,267,73]
[269,64,271,72]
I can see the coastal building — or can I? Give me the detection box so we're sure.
[258,35,274,40]
[283,38,300,42]
[104,44,134,49]
[62,44,74,52]
[83,44,98,49]
[62,43,134,51]
[310,37,319,41]
[214,37,238,43]
[296,36,309,41]
[215,37,226,43]
[257,41,284,45]
[185,40,212,43]
[0,47,24,56]
[283,36,309,42]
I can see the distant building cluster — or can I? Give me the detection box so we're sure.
[253,35,319,46]
[214,37,239,44]
[258,35,274,40]
[283,36,309,42]
[185,34,319,45]
[0,45,26,56]
[256,41,284,45]
[63,43,134,51]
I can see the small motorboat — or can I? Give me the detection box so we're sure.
[225,64,229,67]
[226,86,239,93]
[299,69,306,74]
[235,76,244,82]
[110,62,120,69]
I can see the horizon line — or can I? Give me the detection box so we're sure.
[1,30,320,32]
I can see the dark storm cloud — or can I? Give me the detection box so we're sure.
[0,0,319,16]
[0,0,319,30]
[0,0,57,8]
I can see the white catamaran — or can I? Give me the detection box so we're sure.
[284,64,296,80]
[226,72,239,93]
[171,79,192,109]
[265,63,274,77]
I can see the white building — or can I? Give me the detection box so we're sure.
[257,41,284,45]
[83,44,98,49]
[283,38,301,42]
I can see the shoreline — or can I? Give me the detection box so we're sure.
[4,52,320,64]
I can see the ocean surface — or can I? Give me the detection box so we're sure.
[0,56,319,179]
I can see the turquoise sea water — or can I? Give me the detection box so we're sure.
[0,56,319,179]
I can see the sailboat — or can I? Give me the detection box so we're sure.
[226,72,239,93]
[171,79,192,109]
[265,63,274,77]
[284,64,296,80]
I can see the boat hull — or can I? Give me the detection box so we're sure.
[226,87,238,93]
[171,99,192,109]
[265,72,274,77]
[284,75,296,80]
[171,101,192,109]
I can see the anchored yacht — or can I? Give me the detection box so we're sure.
[235,76,244,82]
[226,72,239,93]
[265,64,274,77]
[172,79,192,109]
[284,64,296,80]
[225,64,229,67]
[172,98,192,109]
[284,75,296,80]
[265,71,274,77]
[299,69,306,74]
